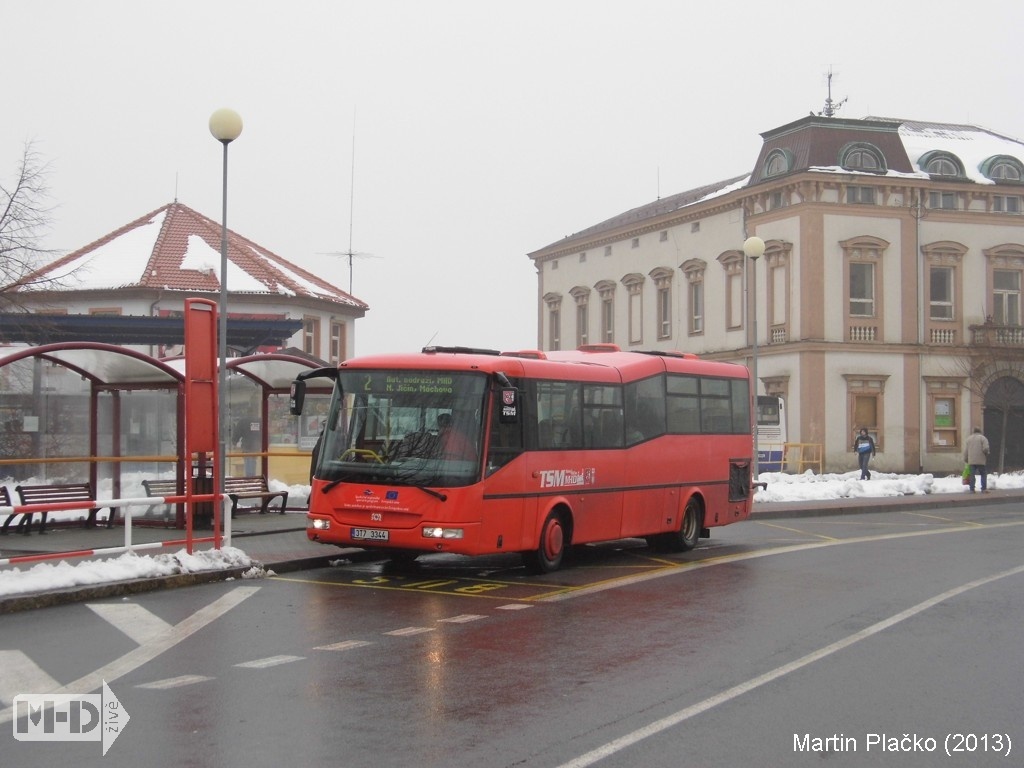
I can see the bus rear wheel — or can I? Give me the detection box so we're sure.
[663,497,702,553]
[524,511,567,573]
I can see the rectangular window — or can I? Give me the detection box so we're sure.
[849,262,875,316]
[689,282,703,334]
[330,321,345,363]
[548,308,561,351]
[631,238,640,249]
[727,271,742,329]
[576,303,589,347]
[601,297,614,342]
[993,269,1021,325]
[660,230,669,242]
[628,290,643,345]
[929,266,954,320]
[928,191,957,210]
[657,286,671,339]
[303,316,320,356]
[994,195,1021,213]
[846,186,877,204]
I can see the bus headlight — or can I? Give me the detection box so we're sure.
[422,526,464,540]
[310,518,331,530]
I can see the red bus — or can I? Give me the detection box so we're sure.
[290,344,753,572]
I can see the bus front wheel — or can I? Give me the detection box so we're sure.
[524,511,567,573]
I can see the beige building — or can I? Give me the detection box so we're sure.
[528,115,1024,475]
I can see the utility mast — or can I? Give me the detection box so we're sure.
[819,68,848,118]
[320,113,376,296]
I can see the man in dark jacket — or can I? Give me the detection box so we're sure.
[853,428,876,480]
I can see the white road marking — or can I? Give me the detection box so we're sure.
[0,585,261,725]
[315,640,373,651]
[496,603,533,610]
[384,626,434,636]
[541,519,1024,602]
[438,614,486,623]
[137,675,213,690]
[0,650,61,707]
[234,655,304,669]
[556,562,1024,768]
[87,602,173,645]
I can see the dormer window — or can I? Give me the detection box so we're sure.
[840,142,886,173]
[763,149,792,178]
[919,151,965,178]
[981,155,1024,183]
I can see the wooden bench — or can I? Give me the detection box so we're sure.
[0,486,21,535]
[1,482,110,535]
[142,476,287,519]
[225,476,288,516]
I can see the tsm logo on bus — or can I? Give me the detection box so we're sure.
[538,468,597,488]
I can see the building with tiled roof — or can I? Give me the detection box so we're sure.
[10,201,366,362]
[529,114,1024,474]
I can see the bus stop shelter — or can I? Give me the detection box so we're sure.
[0,342,332,527]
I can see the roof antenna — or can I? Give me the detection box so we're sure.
[818,67,847,118]
[318,108,378,296]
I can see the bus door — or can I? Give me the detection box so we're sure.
[479,378,526,553]
[522,380,623,547]
[621,377,669,537]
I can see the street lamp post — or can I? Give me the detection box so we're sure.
[743,235,765,482]
[209,108,242,544]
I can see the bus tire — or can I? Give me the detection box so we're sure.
[523,510,568,573]
[664,497,702,553]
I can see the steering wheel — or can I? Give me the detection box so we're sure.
[339,448,385,463]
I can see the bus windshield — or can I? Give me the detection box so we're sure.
[315,369,488,487]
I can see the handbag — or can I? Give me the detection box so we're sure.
[961,463,973,485]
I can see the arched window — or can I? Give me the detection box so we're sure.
[763,149,793,178]
[919,151,965,178]
[840,142,886,173]
[980,155,1024,182]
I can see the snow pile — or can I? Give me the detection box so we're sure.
[754,469,1024,503]
[0,546,257,598]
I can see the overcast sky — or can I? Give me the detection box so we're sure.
[4,0,1023,356]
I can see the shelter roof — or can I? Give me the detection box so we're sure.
[0,343,333,391]
[0,313,302,350]
[16,201,368,310]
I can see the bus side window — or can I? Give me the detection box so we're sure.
[597,409,624,448]
[537,419,554,449]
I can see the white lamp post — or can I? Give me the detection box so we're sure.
[209,108,242,544]
[743,235,765,481]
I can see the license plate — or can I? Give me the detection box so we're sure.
[351,527,389,542]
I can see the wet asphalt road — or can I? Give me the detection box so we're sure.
[2,501,1022,768]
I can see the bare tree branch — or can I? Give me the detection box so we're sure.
[0,141,60,307]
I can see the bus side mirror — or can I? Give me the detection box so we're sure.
[499,387,519,423]
[290,380,306,415]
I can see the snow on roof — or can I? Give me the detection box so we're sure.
[47,208,168,290]
[23,202,367,309]
[895,120,1024,184]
